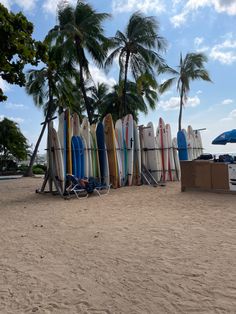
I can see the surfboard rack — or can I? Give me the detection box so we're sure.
[36,118,64,198]
[141,164,159,187]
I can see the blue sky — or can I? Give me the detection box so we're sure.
[0,0,236,154]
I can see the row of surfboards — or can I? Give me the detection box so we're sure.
[49,109,203,191]
[49,110,140,190]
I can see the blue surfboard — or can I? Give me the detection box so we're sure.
[64,115,67,177]
[71,136,81,178]
[96,122,106,184]
[77,136,84,179]
[177,130,188,161]
[71,137,78,176]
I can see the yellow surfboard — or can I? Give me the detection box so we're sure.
[103,114,119,188]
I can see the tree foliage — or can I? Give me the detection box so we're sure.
[159,52,212,131]
[49,1,110,123]
[105,11,166,115]
[0,3,46,102]
[0,118,28,165]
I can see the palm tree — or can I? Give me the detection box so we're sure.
[86,82,109,123]
[99,76,158,121]
[24,45,77,177]
[49,1,110,123]
[159,52,212,131]
[105,11,166,115]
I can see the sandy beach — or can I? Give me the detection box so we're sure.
[0,178,236,313]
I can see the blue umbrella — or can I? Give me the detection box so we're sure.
[212,129,236,145]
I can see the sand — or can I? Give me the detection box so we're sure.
[0,178,236,314]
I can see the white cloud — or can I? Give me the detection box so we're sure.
[222,99,233,105]
[221,108,236,121]
[170,11,187,27]
[0,0,11,9]
[170,0,236,27]
[209,38,236,64]
[192,34,236,65]
[10,117,24,123]
[5,102,26,109]
[229,109,236,118]
[0,115,24,123]
[194,36,204,47]
[159,95,200,110]
[42,0,77,14]
[89,65,116,88]
[0,77,10,93]
[193,37,209,53]
[0,0,37,11]
[112,0,166,14]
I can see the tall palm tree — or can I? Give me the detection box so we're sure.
[24,45,77,177]
[105,11,166,115]
[49,1,110,123]
[159,52,212,131]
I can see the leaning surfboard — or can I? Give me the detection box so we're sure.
[65,109,72,174]
[96,122,110,186]
[133,120,141,185]
[143,122,161,183]
[123,114,134,186]
[51,127,65,192]
[81,117,92,177]
[156,117,168,182]
[103,114,119,189]
[177,130,188,161]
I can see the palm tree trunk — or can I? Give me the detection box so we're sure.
[122,51,130,116]
[23,119,48,177]
[79,63,93,123]
[75,38,93,124]
[178,86,184,131]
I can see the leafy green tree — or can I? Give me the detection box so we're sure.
[0,4,46,102]
[105,11,166,115]
[49,1,110,123]
[24,44,78,177]
[159,53,212,131]
[0,118,28,170]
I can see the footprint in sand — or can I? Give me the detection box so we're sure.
[76,301,111,314]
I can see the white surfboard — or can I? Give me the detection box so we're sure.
[139,125,148,169]
[123,114,134,186]
[172,137,181,181]
[72,112,80,136]
[51,127,65,191]
[143,122,161,183]
[58,112,64,155]
[156,118,168,182]
[81,117,93,177]
[187,126,194,160]
[133,120,141,185]
[115,119,125,186]
[166,124,177,181]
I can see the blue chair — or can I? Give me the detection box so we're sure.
[66,174,88,199]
